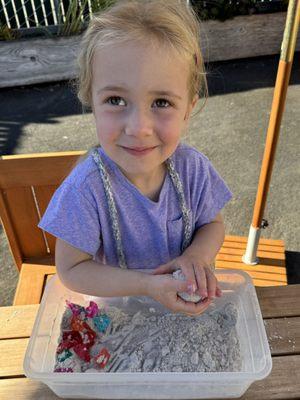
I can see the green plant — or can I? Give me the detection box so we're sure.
[90,0,117,14]
[57,0,89,36]
[56,0,116,37]
[0,24,18,41]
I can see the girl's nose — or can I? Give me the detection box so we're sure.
[124,107,153,137]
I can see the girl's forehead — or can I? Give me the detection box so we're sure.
[92,40,190,94]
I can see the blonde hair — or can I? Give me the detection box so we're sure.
[77,0,208,109]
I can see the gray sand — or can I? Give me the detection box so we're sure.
[55,301,241,373]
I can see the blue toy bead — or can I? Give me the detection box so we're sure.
[93,314,111,333]
[57,349,73,362]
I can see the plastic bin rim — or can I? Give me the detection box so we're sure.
[23,269,272,382]
[24,367,273,383]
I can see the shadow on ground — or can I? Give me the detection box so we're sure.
[205,52,300,96]
[0,81,82,156]
[0,53,299,156]
[286,251,300,284]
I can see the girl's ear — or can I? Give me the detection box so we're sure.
[184,94,199,121]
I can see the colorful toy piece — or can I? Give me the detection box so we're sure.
[74,343,91,363]
[71,316,97,337]
[95,348,110,369]
[54,367,74,373]
[57,330,82,353]
[56,301,111,368]
[93,314,111,333]
[85,301,99,318]
[81,329,96,348]
[57,349,73,363]
[66,300,85,316]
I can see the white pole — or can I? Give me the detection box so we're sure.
[242,226,261,265]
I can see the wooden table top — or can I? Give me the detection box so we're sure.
[0,284,300,400]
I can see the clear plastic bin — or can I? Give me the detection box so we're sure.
[23,269,272,399]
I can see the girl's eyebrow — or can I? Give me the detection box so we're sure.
[97,85,126,94]
[150,90,182,100]
[97,85,182,100]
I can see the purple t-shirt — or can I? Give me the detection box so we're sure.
[38,143,232,269]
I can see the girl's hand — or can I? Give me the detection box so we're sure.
[146,273,211,315]
[152,254,222,301]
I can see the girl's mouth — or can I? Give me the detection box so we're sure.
[121,146,157,157]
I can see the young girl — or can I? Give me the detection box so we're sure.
[38,0,232,316]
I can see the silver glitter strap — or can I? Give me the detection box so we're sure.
[165,158,193,251]
[91,148,127,269]
[91,147,192,268]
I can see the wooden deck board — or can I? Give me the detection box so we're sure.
[222,242,284,253]
[224,235,284,246]
[0,338,29,377]
[265,317,300,355]
[257,285,300,318]
[219,247,285,260]
[217,236,286,287]
[240,355,300,400]
[0,304,38,339]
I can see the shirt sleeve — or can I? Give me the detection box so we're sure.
[38,182,101,256]
[194,158,232,229]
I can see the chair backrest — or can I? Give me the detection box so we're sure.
[0,151,85,271]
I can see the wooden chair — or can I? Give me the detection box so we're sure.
[0,151,287,306]
[0,151,84,305]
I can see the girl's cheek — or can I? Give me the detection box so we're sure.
[156,117,182,141]
[95,111,123,136]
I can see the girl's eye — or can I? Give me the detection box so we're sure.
[105,96,126,106]
[153,98,171,108]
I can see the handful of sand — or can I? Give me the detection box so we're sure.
[172,269,202,303]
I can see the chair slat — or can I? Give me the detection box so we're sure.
[13,264,56,306]
[4,187,48,258]
[34,185,58,253]
[0,190,23,270]
[0,153,83,189]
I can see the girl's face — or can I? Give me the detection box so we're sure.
[91,40,198,184]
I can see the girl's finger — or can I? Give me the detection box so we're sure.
[170,277,190,294]
[194,266,207,298]
[180,265,197,294]
[176,297,211,315]
[205,267,217,299]
[151,263,175,275]
[216,286,223,297]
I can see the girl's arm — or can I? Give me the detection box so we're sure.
[55,238,207,314]
[183,212,225,269]
[55,238,150,297]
